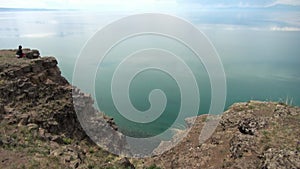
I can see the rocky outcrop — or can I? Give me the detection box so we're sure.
[143,101,300,169]
[0,56,82,139]
[24,49,40,59]
[0,50,133,169]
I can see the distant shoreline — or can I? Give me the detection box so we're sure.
[0,7,77,12]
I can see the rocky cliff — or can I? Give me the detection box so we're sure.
[0,49,299,169]
[0,49,132,169]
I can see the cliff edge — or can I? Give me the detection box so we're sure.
[0,49,132,169]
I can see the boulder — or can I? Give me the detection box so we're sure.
[238,118,267,135]
[25,49,40,59]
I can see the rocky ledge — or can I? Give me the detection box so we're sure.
[0,49,132,169]
[143,101,300,169]
[0,49,299,169]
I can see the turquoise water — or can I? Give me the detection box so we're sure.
[1,10,299,137]
[94,34,211,136]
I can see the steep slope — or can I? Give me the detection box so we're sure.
[0,49,134,169]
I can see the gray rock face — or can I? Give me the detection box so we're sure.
[73,88,131,156]
[0,55,124,145]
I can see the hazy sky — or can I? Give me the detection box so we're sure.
[0,0,300,10]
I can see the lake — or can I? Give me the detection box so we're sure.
[1,9,299,137]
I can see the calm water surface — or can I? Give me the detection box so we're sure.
[1,10,299,136]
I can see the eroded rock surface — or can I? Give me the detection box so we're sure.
[143,101,300,169]
[0,50,133,169]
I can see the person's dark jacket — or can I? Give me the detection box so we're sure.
[16,49,23,58]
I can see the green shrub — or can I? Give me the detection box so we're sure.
[62,137,72,144]
[146,164,161,169]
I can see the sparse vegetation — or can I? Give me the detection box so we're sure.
[146,164,161,169]
[248,105,255,109]
[62,137,73,144]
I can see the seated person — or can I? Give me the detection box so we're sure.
[16,45,24,58]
